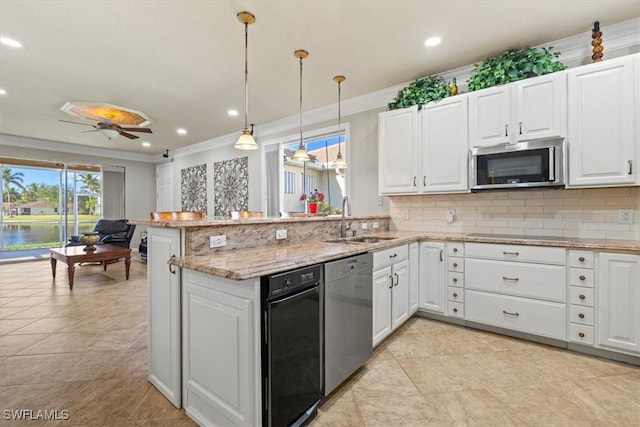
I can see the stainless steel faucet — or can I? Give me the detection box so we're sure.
[340,196,351,238]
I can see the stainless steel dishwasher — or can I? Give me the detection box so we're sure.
[324,252,373,396]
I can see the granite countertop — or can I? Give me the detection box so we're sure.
[169,231,639,281]
[129,214,390,228]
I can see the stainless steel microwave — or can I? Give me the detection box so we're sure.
[470,138,565,190]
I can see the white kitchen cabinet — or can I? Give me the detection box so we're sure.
[147,226,182,408]
[597,252,640,354]
[378,106,420,194]
[418,241,446,314]
[468,72,566,148]
[181,269,261,427]
[409,242,419,315]
[568,250,596,346]
[372,244,410,347]
[421,96,469,192]
[567,54,639,187]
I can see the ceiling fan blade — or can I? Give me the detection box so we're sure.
[119,131,139,139]
[58,119,92,127]
[120,127,152,133]
[80,129,101,133]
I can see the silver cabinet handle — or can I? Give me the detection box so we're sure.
[439,249,443,262]
[453,308,458,313]
[579,275,586,281]
[453,247,458,253]
[394,272,399,286]
[453,292,458,298]
[578,313,585,319]
[502,310,519,317]
[502,276,519,281]
[413,176,417,186]
[519,122,523,135]
[453,277,458,283]
[390,253,397,258]
[629,160,633,175]
[388,275,393,289]
[504,124,509,137]
[579,256,585,262]
[169,254,176,274]
[502,251,519,256]
[453,262,458,267]
[548,146,555,181]
[423,176,427,187]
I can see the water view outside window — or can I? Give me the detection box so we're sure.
[1,160,101,251]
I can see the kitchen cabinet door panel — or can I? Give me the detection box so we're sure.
[418,242,446,314]
[516,73,566,141]
[379,106,420,194]
[391,259,410,329]
[469,86,511,147]
[373,266,393,347]
[409,242,419,315]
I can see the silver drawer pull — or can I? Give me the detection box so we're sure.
[578,332,585,338]
[503,251,519,256]
[390,253,397,258]
[453,277,458,283]
[578,256,585,262]
[578,313,585,319]
[579,275,586,281]
[579,294,586,300]
[453,262,458,267]
[453,292,458,298]
[502,310,519,317]
[502,276,519,281]
[453,308,458,313]
[453,248,458,253]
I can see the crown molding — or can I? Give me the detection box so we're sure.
[0,133,156,163]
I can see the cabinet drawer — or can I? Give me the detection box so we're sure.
[448,286,464,302]
[448,301,464,318]
[569,268,594,288]
[448,272,464,287]
[568,250,594,269]
[448,258,464,272]
[465,290,566,340]
[447,242,464,257]
[373,244,408,269]
[466,259,566,302]
[466,243,565,265]
[569,305,594,326]
[569,286,594,307]
[569,323,594,345]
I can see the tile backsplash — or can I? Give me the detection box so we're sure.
[389,187,639,241]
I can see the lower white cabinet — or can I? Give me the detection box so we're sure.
[372,244,410,347]
[597,252,640,354]
[409,242,420,315]
[181,269,261,427]
[147,226,182,408]
[418,241,446,314]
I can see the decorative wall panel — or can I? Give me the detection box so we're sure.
[181,164,207,214]
[214,157,249,216]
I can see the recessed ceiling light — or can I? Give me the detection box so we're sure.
[0,36,23,48]
[142,141,151,147]
[0,89,6,96]
[424,36,442,47]
[177,128,187,135]
[227,109,239,117]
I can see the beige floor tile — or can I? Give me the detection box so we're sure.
[4,305,65,319]
[312,399,364,427]
[0,353,69,385]
[348,358,421,401]
[0,306,29,319]
[9,317,69,335]
[17,332,97,355]
[127,386,187,421]
[600,372,640,403]
[0,318,37,335]
[356,395,455,426]
[0,333,49,357]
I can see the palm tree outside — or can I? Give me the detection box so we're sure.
[2,168,26,216]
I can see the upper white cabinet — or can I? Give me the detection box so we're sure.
[597,252,640,355]
[421,96,469,192]
[567,54,639,187]
[378,106,420,194]
[468,72,567,148]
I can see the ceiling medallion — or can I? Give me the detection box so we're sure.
[60,102,152,127]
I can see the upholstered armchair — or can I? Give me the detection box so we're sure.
[68,219,136,249]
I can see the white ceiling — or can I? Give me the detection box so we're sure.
[1,0,638,156]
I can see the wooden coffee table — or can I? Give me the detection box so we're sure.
[50,244,131,290]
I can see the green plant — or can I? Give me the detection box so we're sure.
[387,75,450,110]
[468,46,566,92]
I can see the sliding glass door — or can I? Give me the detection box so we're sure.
[0,157,101,252]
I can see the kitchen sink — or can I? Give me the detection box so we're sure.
[325,236,397,244]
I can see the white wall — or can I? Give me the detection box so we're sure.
[0,134,156,248]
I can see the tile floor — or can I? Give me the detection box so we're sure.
[1,258,639,426]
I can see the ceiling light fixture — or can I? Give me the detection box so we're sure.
[177,128,187,135]
[234,11,258,150]
[292,49,311,162]
[227,109,239,117]
[424,36,442,47]
[0,89,6,96]
[0,36,22,48]
[142,141,151,147]
[331,75,347,169]
[101,129,119,140]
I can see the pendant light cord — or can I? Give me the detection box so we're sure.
[337,80,342,156]
[243,21,249,130]
[299,56,303,148]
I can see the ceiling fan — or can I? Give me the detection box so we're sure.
[58,117,153,140]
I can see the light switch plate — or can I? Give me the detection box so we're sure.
[618,209,633,224]
[275,229,288,240]
[401,210,410,220]
[361,222,368,230]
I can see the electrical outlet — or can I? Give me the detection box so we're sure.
[377,197,384,206]
[618,209,633,224]
[401,210,410,220]
[210,235,227,248]
[361,222,368,230]
[372,222,379,229]
[275,229,288,240]
[447,209,456,223]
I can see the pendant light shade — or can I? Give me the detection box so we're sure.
[331,75,347,169]
[291,49,310,162]
[234,11,258,151]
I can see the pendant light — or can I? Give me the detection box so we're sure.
[331,75,347,169]
[292,49,311,162]
[234,11,258,150]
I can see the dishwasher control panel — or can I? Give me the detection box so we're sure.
[265,265,323,299]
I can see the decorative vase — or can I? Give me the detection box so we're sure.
[308,202,318,214]
[80,232,100,251]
